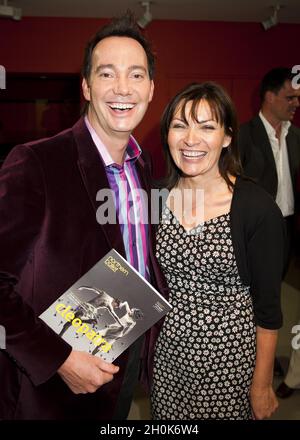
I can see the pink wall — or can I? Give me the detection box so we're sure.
[0,17,299,176]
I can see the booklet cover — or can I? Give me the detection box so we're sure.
[39,249,171,362]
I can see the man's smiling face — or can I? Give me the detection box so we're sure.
[82,36,154,144]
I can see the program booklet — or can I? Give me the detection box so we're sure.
[39,249,171,362]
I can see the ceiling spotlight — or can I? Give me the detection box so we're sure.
[262,4,281,31]
[0,0,22,20]
[137,2,153,29]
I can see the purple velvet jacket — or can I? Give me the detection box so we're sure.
[0,118,168,420]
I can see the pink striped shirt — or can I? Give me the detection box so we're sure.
[85,116,149,279]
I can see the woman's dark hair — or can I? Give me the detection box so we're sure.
[161,82,242,190]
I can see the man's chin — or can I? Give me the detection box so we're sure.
[284,113,295,121]
[289,110,297,119]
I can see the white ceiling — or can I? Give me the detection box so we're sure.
[6,0,300,23]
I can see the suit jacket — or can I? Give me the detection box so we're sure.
[0,118,168,420]
[238,115,300,199]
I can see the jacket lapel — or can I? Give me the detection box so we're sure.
[251,115,277,172]
[72,118,125,256]
[286,128,300,187]
[135,152,159,277]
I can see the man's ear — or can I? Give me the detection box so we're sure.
[148,80,154,103]
[82,78,91,102]
[265,90,276,104]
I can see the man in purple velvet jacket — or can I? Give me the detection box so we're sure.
[0,12,167,420]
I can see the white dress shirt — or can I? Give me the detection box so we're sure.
[259,111,294,217]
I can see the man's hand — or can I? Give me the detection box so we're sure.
[57,350,119,394]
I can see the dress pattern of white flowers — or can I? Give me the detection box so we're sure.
[151,207,256,420]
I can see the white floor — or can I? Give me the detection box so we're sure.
[128,256,300,420]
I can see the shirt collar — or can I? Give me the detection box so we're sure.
[84,116,141,167]
[259,110,291,139]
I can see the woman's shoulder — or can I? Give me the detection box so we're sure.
[234,175,276,205]
[233,175,283,219]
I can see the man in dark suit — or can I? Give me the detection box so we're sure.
[238,67,300,398]
[0,12,167,420]
[239,67,300,270]
[239,68,300,219]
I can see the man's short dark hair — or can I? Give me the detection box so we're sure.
[82,10,155,81]
[260,67,294,102]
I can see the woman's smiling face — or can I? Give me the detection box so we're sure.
[168,99,231,179]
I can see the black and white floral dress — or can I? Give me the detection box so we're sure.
[151,206,256,420]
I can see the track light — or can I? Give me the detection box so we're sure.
[137,2,152,29]
[0,0,22,20]
[262,4,281,31]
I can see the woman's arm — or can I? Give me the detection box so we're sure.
[250,326,279,419]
